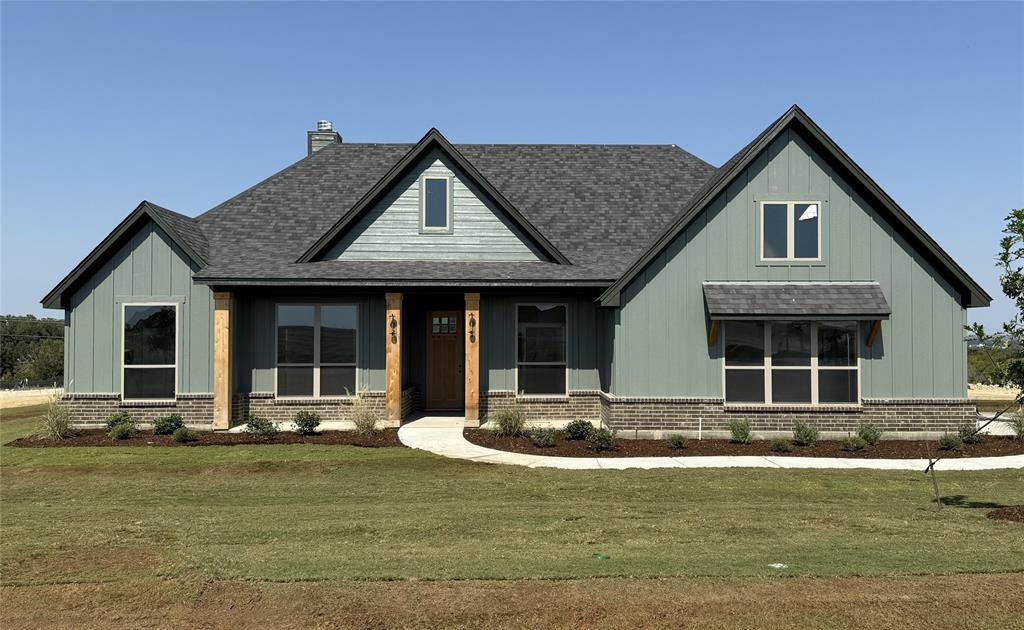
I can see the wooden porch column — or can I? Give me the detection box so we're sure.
[212,292,233,430]
[385,292,403,427]
[464,292,480,427]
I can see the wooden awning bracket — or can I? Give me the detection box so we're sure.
[707,320,719,346]
[866,320,881,347]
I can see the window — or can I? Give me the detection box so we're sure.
[517,304,567,395]
[122,304,176,400]
[724,320,858,404]
[431,315,457,334]
[761,201,820,261]
[277,304,357,397]
[421,176,451,231]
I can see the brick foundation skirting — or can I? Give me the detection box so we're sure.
[481,391,603,427]
[61,393,214,428]
[231,390,397,427]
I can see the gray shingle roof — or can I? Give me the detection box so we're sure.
[146,202,208,264]
[703,282,891,320]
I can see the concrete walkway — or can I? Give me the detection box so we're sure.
[397,416,1024,471]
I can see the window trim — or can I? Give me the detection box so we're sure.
[419,175,454,234]
[120,302,179,403]
[514,302,569,398]
[722,320,860,406]
[274,302,359,399]
[759,200,822,262]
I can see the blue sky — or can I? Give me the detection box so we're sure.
[2,1,1021,329]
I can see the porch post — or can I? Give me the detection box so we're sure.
[212,292,233,430]
[464,292,480,427]
[385,292,403,427]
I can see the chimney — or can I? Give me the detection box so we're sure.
[307,120,341,155]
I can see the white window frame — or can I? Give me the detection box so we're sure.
[759,201,822,262]
[274,303,359,399]
[419,175,454,234]
[515,302,569,397]
[722,320,860,406]
[120,302,178,402]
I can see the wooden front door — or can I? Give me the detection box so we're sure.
[426,310,464,410]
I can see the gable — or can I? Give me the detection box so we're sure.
[321,148,546,262]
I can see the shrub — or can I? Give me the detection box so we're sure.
[36,394,75,440]
[294,410,322,435]
[492,404,527,437]
[856,422,883,446]
[351,392,381,435]
[667,433,689,450]
[108,422,136,440]
[770,438,792,452]
[153,414,184,436]
[728,418,752,444]
[564,418,595,441]
[958,422,985,445]
[792,421,820,446]
[529,426,558,448]
[938,432,963,451]
[1011,410,1024,441]
[172,426,200,443]
[244,415,279,439]
[587,428,616,451]
[840,436,869,452]
[105,410,134,431]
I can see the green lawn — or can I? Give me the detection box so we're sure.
[2,404,1022,586]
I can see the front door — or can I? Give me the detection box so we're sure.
[426,310,464,410]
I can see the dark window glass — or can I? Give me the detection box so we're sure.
[124,305,175,365]
[321,305,357,364]
[771,322,811,366]
[725,321,764,366]
[818,322,857,366]
[277,305,314,364]
[794,203,819,258]
[763,203,788,258]
[819,370,858,403]
[277,366,314,397]
[772,369,812,403]
[517,305,566,363]
[518,365,565,395]
[124,367,175,400]
[725,369,765,403]
[321,366,356,396]
[424,178,448,228]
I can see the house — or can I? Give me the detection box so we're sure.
[42,106,990,435]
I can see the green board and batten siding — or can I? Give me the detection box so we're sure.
[64,222,213,394]
[612,128,967,399]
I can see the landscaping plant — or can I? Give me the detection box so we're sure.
[667,433,688,450]
[938,432,963,451]
[855,422,883,446]
[172,426,200,443]
[351,393,381,435]
[529,426,557,448]
[245,415,279,439]
[770,438,792,453]
[1011,410,1024,441]
[492,404,527,437]
[792,421,820,446]
[153,414,185,436]
[104,410,134,431]
[587,427,616,451]
[840,436,869,452]
[35,393,75,440]
[728,418,752,444]
[958,422,985,444]
[108,422,136,440]
[294,410,322,435]
[563,418,595,441]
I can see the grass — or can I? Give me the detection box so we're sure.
[2,404,1023,627]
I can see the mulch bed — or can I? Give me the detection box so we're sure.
[8,429,404,448]
[987,505,1024,523]
[464,430,1024,459]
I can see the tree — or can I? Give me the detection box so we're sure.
[996,208,1024,403]
[0,315,64,382]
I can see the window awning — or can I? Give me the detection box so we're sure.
[702,282,891,320]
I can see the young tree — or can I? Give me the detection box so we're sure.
[996,208,1024,403]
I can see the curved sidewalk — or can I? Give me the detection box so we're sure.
[398,417,1024,471]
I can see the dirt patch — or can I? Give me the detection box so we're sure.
[465,430,1024,459]
[0,388,61,410]
[987,505,1024,523]
[8,428,404,448]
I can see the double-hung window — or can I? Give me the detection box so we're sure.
[277,304,357,397]
[421,176,452,232]
[516,304,567,395]
[724,320,858,404]
[122,304,177,400]
[761,201,820,261]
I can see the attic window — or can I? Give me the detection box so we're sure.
[761,201,820,261]
[421,176,452,232]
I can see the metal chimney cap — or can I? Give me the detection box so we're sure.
[316,120,333,131]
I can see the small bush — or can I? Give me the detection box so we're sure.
[840,436,869,452]
[856,422,883,446]
[771,438,792,452]
[294,410,322,435]
[105,410,134,431]
[36,394,75,440]
[351,392,381,435]
[493,404,527,437]
[792,421,820,446]
[667,433,689,450]
[153,414,184,435]
[1011,410,1024,441]
[587,428,616,451]
[728,418,752,444]
[172,426,200,443]
[564,418,595,441]
[529,426,558,448]
[108,422,136,440]
[958,422,985,445]
[938,432,963,451]
[244,415,279,438]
